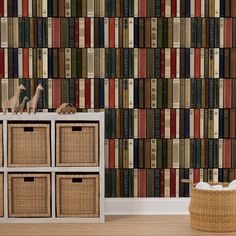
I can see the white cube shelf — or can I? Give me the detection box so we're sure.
[0,112,105,223]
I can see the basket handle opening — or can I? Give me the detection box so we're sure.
[24,177,35,182]
[72,178,83,183]
[72,127,82,132]
[24,127,34,132]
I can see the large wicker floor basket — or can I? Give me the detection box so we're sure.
[189,182,236,232]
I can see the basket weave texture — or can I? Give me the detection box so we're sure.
[189,182,236,232]
[8,173,51,217]
[56,123,99,166]
[56,174,99,217]
[8,123,51,167]
[0,174,3,217]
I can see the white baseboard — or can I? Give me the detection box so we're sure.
[105,198,190,215]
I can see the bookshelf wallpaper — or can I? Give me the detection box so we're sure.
[1,0,236,197]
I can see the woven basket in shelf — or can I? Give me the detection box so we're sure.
[0,174,3,217]
[188,181,236,232]
[8,123,51,167]
[56,174,99,217]
[56,123,99,166]
[8,173,51,217]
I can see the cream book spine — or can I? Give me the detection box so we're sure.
[13,18,19,48]
[165,48,171,78]
[190,109,194,138]
[128,79,134,108]
[115,78,119,108]
[4,49,8,78]
[172,139,180,168]
[79,18,85,48]
[218,139,223,168]
[165,0,171,17]
[165,109,171,139]
[134,48,138,78]
[133,169,138,197]
[200,48,204,78]
[189,169,194,196]
[213,169,219,183]
[128,18,134,48]
[219,78,224,108]
[173,79,180,108]
[104,18,109,48]
[18,48,23,78]
[115,18,119,48]
[184,139,190,168]
[42,0,48,17]
[1,79,8,104]
[65,48,71,78]
[200,109,204,138]
[190,0,195,17]
[90,79,94,109]
[29,48,33,78]
[151,18,157,48]
[185,18,191,48]
[48,18,52,48]
[99,48,105,78]
[79,79,85,109]
[176,49,180,78]
[48,78,53,109]
[213,109,219,139]
[190,48,194,78]
[220,18,224,48]
[151,139,157,168]
[176,0,180,17]
[134,0,138,17]
[100,0,105,16]
[214,48,219,78]
[201,0,205,17]
[200,169,204,182]
[164,169,170,197]
[128,139,134,169]
[173,18,180,48]
[104,78,109,109]
[115,139,119,168]
[4,0,7,16]
[65,0,71,17]
[90,18,94,48]
[134,109,138,139]
[151,78,157,108]
[87,0,94,17]
[175,168,179,197]
[43,48,48,78]
[87,48,94,78]
[28,0,32,17]
[184,79,191,108]
[176,109,180,139]
[1,18,8,48]
[215,0,220,17]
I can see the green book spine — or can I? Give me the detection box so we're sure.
[155,49,161,78]
[71,48,77,78]
[128,169,134,197]
[128,49,134,78]
[155,0,161,17]
[111,0,116,17]
[110,48,116,78]
[69,18,75,48]
[196,79,202,108]
[129,0,134,16]
[214,18,220,48]
[69,79,75,106]
[195,139,201,168]
[123,169,129,197]
[157,79,162,108]
[128,109,134,138]
[111,169,116,197]
[42,18,48,48]
[196,18,202,48]
[191,18,196,48]
[147,169,154,197]
[71,0,77,17]
[105,169,111,197]
[18,18,24,48]
[110,109,116,138]
[105,0,110,17]
[138,139,144,168]
[162,18,168,48]
[61,79,69,103]
[105,49,110,78]
[162,79,168,108]
[190,79,196,108]
[214,79,219,107]
[61,18,68,48]
[147,109,154,138]
[105,109,110,139]
[82,0,87,17]
[157,139,162,168]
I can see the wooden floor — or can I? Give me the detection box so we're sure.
[0,216,234,236]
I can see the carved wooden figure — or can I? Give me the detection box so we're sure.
[26,84,44,114]
[2,84,26,115]
[56,103,77,114]
[15,97,29,114]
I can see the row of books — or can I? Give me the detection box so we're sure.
[1,0,236,18]
[1,78,236,110]
[1,17,236,49]
[1,48,236,79]
[105,138,236,169]
[105,168,236,197]
[105,108,236,139]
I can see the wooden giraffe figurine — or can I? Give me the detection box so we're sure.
[15,96,29,114]
[27,84,44,114]
[2,84,26,115]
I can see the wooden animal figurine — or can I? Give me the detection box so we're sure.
[56,103,77,114]
[26,84,44,114]
[2,84,26,115]
[15,96,29,114]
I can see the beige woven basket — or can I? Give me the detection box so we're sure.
[56,123,99,166]
[8,123,51,167]
[8,173,51,218]
[56,174,99,217]
[185,179,236,232]
[0,174,3,217]
[0,124,2,166]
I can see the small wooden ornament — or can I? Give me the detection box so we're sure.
[56,103,77,114]
[14,97,29,114]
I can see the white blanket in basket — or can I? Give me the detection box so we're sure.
[196,180,236,190]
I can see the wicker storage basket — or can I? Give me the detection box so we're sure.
[8,123,51,167]
[189,182,236,232]
[0,174,3,217]
[8,173,51,217]
[0,124,2,167]
[56,174,99,217]
[56,123,99,166]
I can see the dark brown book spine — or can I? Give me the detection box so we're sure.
[53,48,58,78]
[224,49,230,78]
[116,109,121,139]
[231,0,236,16]
[230,109,236,138]
[94,18,100,48]
[52,0,58,17]
[145,18,151,48]
[225,0,231,17]
[139,18,144,48]
[58,0,65,17]
[144,139,151,168]
[116,48,121,78]
[224,109,229,138]
[230,49,236,77]
[139,79,144,108]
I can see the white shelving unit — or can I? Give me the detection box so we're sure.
[0,112,105,223]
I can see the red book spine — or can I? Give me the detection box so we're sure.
[171,0,176,17]
[85,18,90,48]
[138,49,146,78]
[170,109,176,138]
[194,169,200,184]
[138,169,146,197]
[23,48,29,79]
[161,0,165,17]
[74,18,79,48]
[225,18,232,48]
[160,109,165,138]
[194,48,200,78]
[194,109,200,138]
[53,18,61,48]
[195,0,201,17]
[85,79,91,108]
[0,49,4,78]
[139,109,146,138]
[170,169,176,197]
[139,0,146,17]
[0,0,4,16]
[223,139,232,168]
[109,139,115,168]
[171,48,176,78]
[160,169,164,197]
[161,48,165,78]
[53,79,61,109]
[109,79,115,108]
[109,18,115,48]
[224,79,232,108]
[75,79,79,109]
[22,0,28,17]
